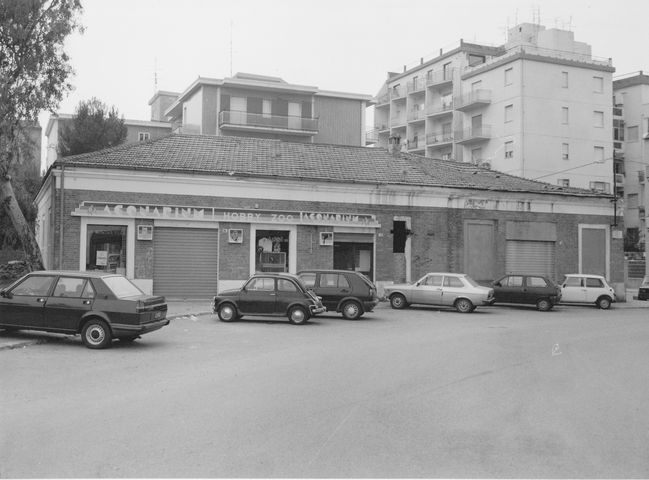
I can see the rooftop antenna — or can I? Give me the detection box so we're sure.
[229,20,233,77]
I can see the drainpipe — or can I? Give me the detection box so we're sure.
[58,159,64,269]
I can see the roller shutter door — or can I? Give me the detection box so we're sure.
[153,228,218,298]
[505,240,555,277]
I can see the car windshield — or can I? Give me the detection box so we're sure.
[103,276,144,298]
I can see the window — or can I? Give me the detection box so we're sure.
[561,107,569,125]
[262,99,272,118]
[443,276,464,288]
[528,277,549,287]
[53,277,87,298]
[627,193,639,209]
[557,179,570,187]
[562,143,569,160]
[424,275,443,286]
[644,118,649,136]
[443,62,452,80]
[277,279,298,292]
[468,54,485,66]
[589,181,610,193]
[505,67,513,86]
[593,76,603,93]
[255,230,289,272]
[565,277,582,287]
[628,126,639,141]
[246,277,275,291]
[504,141,514,158]
[86,225,127,273]
[11,275,56,296]
[585,277,604,288]
[561,71,569,88]
[593,111,604,128]
[505,104,513,123]
[594,146,605,163]
[321,273,350,288]
[300,273,316,288]
[138,132,150,142]
[471,147,482,164]
[505,276,523,287]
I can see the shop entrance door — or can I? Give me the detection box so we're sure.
[333,241,374,281]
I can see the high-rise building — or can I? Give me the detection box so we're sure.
[372,23,614,191]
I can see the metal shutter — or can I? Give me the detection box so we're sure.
[153,228,218,299]
[505,240,556,278]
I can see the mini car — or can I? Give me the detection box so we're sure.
[634,276,649,301]
[384,272,495,313]
[491,274,561,311]
[0,271,168,349]
[297,269,380,320]
[560,274,616,309]
[212,272,326,324]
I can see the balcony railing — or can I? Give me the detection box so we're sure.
[426,132,453,146]
[454,90,491,111]
[407,78,426,94]
[390,116,407,127]
[407,138,425,150]
[426,101,453,116]
[365,129,379,145]
[391,86,406,100]
[426,69,455,86]
[219,111,318,134]
[376,93,390,106]
[454,125,492,144]
[407,109,426,122]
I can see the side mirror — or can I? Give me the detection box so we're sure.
[494,281,501,287]
[0,288,12,299]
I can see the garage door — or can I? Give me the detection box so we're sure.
[153,228,218,299]
[505,240,555,277]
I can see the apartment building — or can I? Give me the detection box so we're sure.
[613,72,649,252]
[372,23,615,191]
[150,72,373,146]
[44,114,173,169]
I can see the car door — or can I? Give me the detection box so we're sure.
[238,277,276,314]
[0,274,57,328]
[526,276,551,304]
[315,273,350,311]
[440,275,467,305]
[411,274,444,305]
[561,276,586,303]
[275,278,303,315]
[495,275,524,303]
[43,276,95,332]
[583,277,605,302]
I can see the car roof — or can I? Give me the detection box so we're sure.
[251,272,300,279]
[564,273,605,278]
[26,270,120,279]
[297,269,361,275]
[424,272,466,276]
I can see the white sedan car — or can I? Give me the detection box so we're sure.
[384,272,495,313]
[560,274,616,309]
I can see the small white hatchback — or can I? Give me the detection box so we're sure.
[560,274,616,309]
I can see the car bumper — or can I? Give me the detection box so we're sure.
[310,305,327,315]
[483,298,496,305]
[112,318,170,336]
[363,298,380,312]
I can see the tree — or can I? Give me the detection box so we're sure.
[59,98,127,156]
[0,0,83,271]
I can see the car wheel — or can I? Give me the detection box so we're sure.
[217,303,237,322]
[341,300,362,320]
[81,319,112,349]
[596,296,612,310]
[536,298,552,311]
[455,298,474,313]
[288,306,309,324]
[390,293,407,309]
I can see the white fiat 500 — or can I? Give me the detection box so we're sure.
[559,274,616,309]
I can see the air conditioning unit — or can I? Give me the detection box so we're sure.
[615,173,624,185]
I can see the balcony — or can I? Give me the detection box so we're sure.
[454,90,491,111]
[426,69,454,87]
[391,86,406,101]
[407,78,426,95]
[426,132,453,148]
[426,101,453,118]
[454,125,492,144]
[365,128,379,145]
[407,137,425,153]
[375,93,390,106]
[390,116,407,128]
[407,109,426,123]
[219,111,318,136]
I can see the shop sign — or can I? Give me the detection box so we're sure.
[72,201,380,227]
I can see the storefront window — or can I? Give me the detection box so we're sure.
[255,230,289,272]
[86,225,127,274]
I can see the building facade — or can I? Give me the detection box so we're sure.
[613,72,649,256]
[35,134,624,299]
[44,114,173,169]
[151,72,373,146]
[372,23,615,192]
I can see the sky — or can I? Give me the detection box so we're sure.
[37,0,649,165]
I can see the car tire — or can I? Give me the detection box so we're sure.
[81,319,112,349]
[455,298,474,313]
[536,298,552,311]
[288,306,309,325]
[596,296,612,310]
[390,293,407,309]
[217,303,237,322]
[341,300,362,320]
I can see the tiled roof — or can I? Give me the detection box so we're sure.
[55,134,604,197]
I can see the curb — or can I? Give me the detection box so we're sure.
[0,337,50,351]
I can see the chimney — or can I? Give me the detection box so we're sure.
[388,135,402,155]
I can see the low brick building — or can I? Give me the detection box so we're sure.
[35,134,623,299]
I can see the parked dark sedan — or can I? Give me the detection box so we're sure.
[635,276,649,301]
[297,269,379,320]
[212,273,326,324]
[491,274,561,311]
[0,271,168,348]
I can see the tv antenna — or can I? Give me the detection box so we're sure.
[229,20,233,76]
